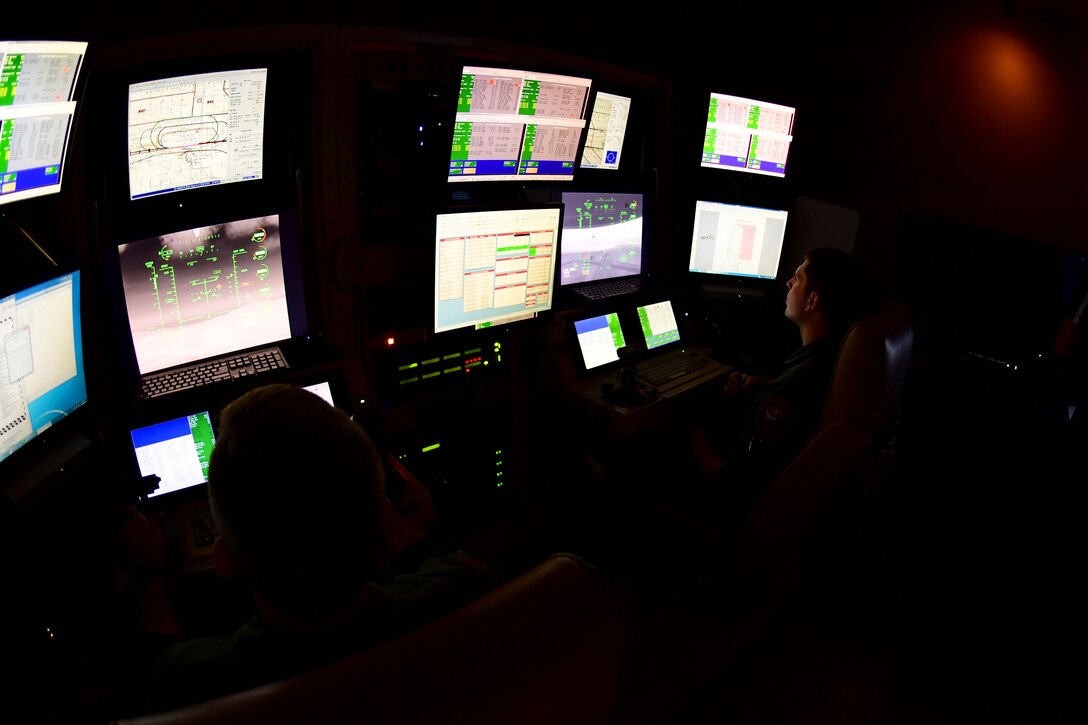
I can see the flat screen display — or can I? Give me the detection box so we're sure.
[573,311,626,370]
[448,66,591,183]
[0,270,87,465]
[434,205,560,333]
[558,190,643,287]
[701,92,795,178]
[127,68,267,200]
[687,201,788,281]
[116,212,298,374]
[0,40,88,206]
[579,91,631,171]
[636,299,681,351]
[130,410,215,499]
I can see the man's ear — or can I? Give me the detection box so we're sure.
[806,289,820,311]
[213,537,240,580]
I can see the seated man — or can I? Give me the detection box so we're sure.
[691,247,869,523]
[121,383,506,713]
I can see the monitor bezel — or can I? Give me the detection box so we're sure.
[0,265,90,478]
[432,199,564,336]
[446,63,593,185]
[99,205,312,385]
[699,90,796,180]
[685,198,791,290]
[553,175,654,295]
[0,39,90,209]
[88,49,312,245]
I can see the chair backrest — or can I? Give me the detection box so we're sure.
[818,299,914,436]
[112,552,629,725]
[733,299,914,600]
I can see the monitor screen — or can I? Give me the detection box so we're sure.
[302,380,334,406]
[688,201,788,281]
[579,91,631,171]
[127,67,267,200]
[434,204,561,333]
[701,92,795,178]
[0,270,87,466]
[573,311,626,370]
[0,40,88,207]
[448,66,591,183]
[558,190,644,287]
[116,211,305,375]
[636,299,681,351]
[130,410,215,499]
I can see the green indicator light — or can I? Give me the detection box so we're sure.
[422,357,440,365]
[422,443,441,453]
[496,481,504,488]
[442,353,460,360]
[399,377,419,385]
[465,348,482,355]
[422,371,441,379]
[495,450,502,455]
[444,366,461,374]
[397,362,418,371]
[483,360,489,366]
[465,361,482,369]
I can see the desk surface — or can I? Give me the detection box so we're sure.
[563,345,733,438]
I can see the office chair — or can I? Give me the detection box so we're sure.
[111,552,629,725]
[733,299,915,595]
[632,300,915,722]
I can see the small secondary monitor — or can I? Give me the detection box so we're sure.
[579,91,631,171]
[0,270,87,465]
[688,200,788,282]
[448,65,591,183]
[0,40,88,207]
[130,410,215,499]
[128,67,267,200]
[636,299,681,351]
[115,211,305,375]
[434,204,561,333]
[558,190,644,289]
[701,92,795,178]
[573,311,626,371]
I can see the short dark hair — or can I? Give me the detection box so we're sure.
[803,247,869,332]
[208,384,386,622]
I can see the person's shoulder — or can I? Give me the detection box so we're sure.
[373,549,506,618]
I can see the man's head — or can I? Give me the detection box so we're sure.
[208,384,386,624]
[785,247,868,342]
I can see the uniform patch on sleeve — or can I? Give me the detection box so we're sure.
[753,396,795,441]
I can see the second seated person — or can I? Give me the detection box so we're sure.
[121,383,507,713]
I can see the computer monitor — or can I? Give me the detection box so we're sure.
[579,91,631,171]
[573,311,626,371]
[434,204,561,333]
[0,269,87,466]
[687,200,788,282]
[0,40,88,207]
[448,65,591,182]
[700,92,795,178]
[127,67,267,200]
[557,190,644,289]
[636,299,681,351]
[113,210,308,376]
[129,409,215,499]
